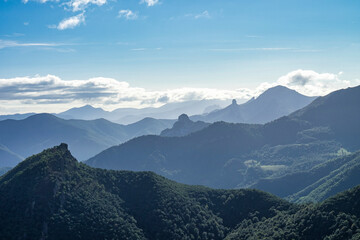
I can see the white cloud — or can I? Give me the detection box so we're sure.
[208,48,293,52]
[0,75,252,113]
[276,69,356,96]
[194,10,210,19]
[185,11,210,20]
[0,70,358,114]
[140,0,159,7]
[22,0,107,11]
[57,13,85,30]
[0,39,60,49]
[67,0,107,12]
[118,10,138,20]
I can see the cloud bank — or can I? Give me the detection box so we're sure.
[0,70,358,114]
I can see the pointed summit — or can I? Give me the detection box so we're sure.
[178,113,190,122]
[160,114,210,137]
[58,143,69,151]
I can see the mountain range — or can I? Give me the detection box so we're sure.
[86,86,360,201]
[0,86,315,126]
[1,144,359,239]
[191,85,317,124]
[56,99,231,124]
[0,99,229,124]
[0,114,174,167]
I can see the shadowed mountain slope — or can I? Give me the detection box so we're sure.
[86,86,360,193]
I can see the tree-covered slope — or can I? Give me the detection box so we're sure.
[0,144,292,240]
[0,114,174,163]
[252,151,360,200]
[287,152,360,203]
[290,85,360,149]
[225,185,360,240]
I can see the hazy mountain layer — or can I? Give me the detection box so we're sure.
[0,114,174,164]
[55,100,230,124]
[191,86,317,124]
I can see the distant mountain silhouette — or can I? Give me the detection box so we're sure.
[0,114,174,164]
[53,100,230,124]
[160,114,210,137]
[191,86,317,124]
[0,113,35,121]
[0,100,231,124]
[86,86,360,197]
[56,104,110,120]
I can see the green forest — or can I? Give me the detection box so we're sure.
[1,144,360,239]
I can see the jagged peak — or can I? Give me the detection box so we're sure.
[178,114,190,122]
[57,143,68,151]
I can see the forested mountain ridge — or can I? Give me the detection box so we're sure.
[226,184,360,240]
[86,86,360,192]
[1,144,360,240]
[0,144,292,240]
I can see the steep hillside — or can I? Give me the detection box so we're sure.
[252,151,360,201]
[226,185,360,240]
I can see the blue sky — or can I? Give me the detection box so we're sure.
[0,0,359,113]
